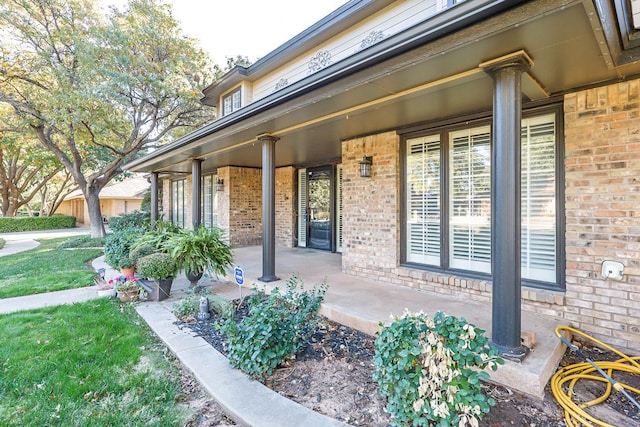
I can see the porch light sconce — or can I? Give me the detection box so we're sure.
[359,155,373,178]
[216,178,224,192]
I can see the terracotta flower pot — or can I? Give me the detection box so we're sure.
[117,287,140,303]
[119,266,136,278]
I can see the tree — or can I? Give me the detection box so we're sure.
[0,0,215,236]
[0,110,71,217]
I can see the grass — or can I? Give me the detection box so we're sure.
[0,236,103,299]
[0,299,194,426]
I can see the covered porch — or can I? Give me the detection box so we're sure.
[219,245,567,399]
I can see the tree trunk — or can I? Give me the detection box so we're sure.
[85,190,106,238]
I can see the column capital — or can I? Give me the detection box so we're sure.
[257,133,280,143]
[479,50,533,75]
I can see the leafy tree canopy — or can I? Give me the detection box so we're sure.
[0,0,216,235]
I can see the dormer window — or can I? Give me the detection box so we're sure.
[222,88,241,116]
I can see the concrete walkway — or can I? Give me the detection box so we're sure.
[0,230,569,425]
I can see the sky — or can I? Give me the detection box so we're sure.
[101,0,347,66]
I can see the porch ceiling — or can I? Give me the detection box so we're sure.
[133,0,640,176]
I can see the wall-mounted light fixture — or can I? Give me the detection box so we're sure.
[359,155,373,178]
[216,178,224,192]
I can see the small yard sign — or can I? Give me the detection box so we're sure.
[234,266,244,286]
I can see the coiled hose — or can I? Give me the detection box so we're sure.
[550,326,640,426]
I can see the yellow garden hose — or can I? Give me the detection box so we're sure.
[550,326,640,426]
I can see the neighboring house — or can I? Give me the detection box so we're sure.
[56,176,149,225]
[125,0,640,354]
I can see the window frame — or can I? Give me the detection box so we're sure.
[201,173,219,229]
[171,179,186,228]
[400,105,565,291]
[221,87,242,116]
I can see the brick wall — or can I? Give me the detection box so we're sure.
[342,131,400,275]
[276,166,296,247]
[563,78,640,351]
[222,166,262,247]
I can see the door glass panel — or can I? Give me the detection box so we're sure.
[308,168,332,250]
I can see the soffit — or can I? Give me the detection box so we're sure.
[134,0,639,177]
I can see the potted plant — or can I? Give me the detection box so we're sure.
[167,226,233,286]
[114,275,144,303]
[104,227,145,275]
[136,252,178,301]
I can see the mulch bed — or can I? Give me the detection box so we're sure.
[176,300,640,426]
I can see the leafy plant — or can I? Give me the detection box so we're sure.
[136,252,177,280]
[220,275,327,380]
[57,235,106,249]
[167,225,233,278]
[373,311,504,427]
[103,227,146,269]
[172,287,228,320]
[131,220,182,253]
[108,211,151,233]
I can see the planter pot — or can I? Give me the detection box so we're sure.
[119,266,136,278]
[186,269,203,286]
[97,288,116,298]
[140,278,174,302]
[117,287,140,303]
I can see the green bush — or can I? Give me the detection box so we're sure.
[0,215,76,232]
[220,275,327,380]
[136,252,177,279]
[373,311,503,427]
[104,227,145,269]
[108,211,150,233]
[0,238,5,250]
[57,235,106,249]
[129,243,156,265]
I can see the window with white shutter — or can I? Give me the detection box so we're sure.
[297,169,307,247]
[449,126,491,273]
[403,110,561,288]
[406,135,441,265]
[521,114,556,282]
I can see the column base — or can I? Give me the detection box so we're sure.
[258,275,280,283]
[493,342,531,363]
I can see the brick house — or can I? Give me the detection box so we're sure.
[126,0,640,354]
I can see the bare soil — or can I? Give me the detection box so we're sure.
[177,304,640,427]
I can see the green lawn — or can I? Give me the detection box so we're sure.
[0,237,103,299]
[0,299,194,426]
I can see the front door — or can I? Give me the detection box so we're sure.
[307,166,332,250]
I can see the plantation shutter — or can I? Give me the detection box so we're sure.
[521,114,556,282]
[336,164,343,253]
[449,126,491,273]
[406,135,441,265]
[297,168,307,247]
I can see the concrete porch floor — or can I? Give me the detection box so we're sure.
[221,245,569,400]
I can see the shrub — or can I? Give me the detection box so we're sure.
[129,243,156,265]
[373,311,503,427]
[136,252,177,279]
[108,211,150,233]
[0,238,4,250]
[104,227,145,269]
[0,215,76,232]
[220,275,327,380]
[57,235,106,249]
